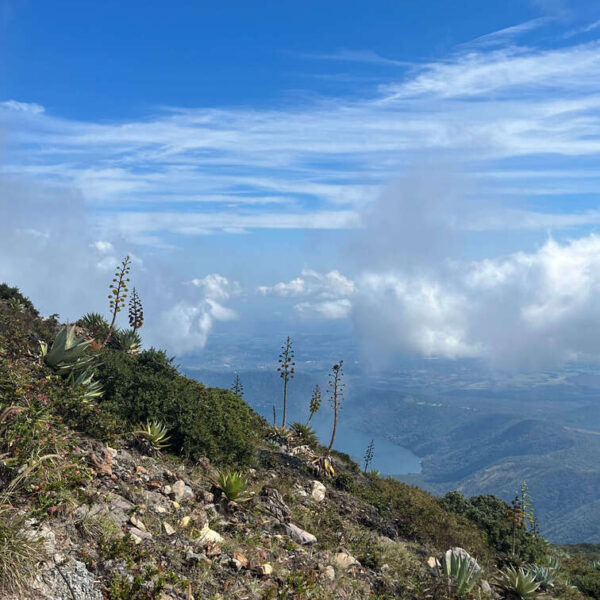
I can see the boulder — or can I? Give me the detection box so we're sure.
[311,480,326,502]
[283,522,317,544]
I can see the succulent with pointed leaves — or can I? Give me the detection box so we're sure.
[41,325,94,373]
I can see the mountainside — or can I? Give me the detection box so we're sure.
[2,284,600,599]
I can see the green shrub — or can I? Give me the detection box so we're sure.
[441,492,547,562]
[0,283,38,316]
[94,348,264,466]
[355,478,493,563]
[334,471,356,492]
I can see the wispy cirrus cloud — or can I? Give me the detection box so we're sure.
[2,19,600,248]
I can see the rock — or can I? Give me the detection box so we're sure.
[202,490,215,503]
[163,485,172,495]
[231,553,248,571]
[283,522,317,544]
[197,524,224,546]
[172,501,180,509]
[171,480,186,502]
[11,558,103,600]
[130,526,152,540]
[180,516,192,528]
[258,563,273,576]
[155,506,168,514]
[323,565,335,581]
[88,448,113,476]
[481,579,494,596]
[311,480,326,502]
[148,479,163,490]
[334,550,359,570]
[163,522,176,536]
[183,485,195,500]
[259,486,291,521]
[427,556,441,572]
[129,515,146,531]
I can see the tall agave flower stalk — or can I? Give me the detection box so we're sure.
[103,255,131,347]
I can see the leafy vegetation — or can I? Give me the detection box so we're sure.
[441,550,482,596]
[94,348,264,466]
[213,470,251,502]
[133,419,171,452]
[496,566,541,599]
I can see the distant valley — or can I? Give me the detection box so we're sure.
[184,344,600,544]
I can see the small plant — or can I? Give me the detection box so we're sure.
[128,287,144,331]
[79,312,110,341]
[231,373,243,398]
[290,422,318,448]
[306,384,321,425]
[327,360,344,451]
[133,420,171,452]
[277,336,295,427]
[213,470,251,502]
[103,255,131,346]
[108,328,141,354]
[525,563,557,590]
[0,511,46,595]
[441,550,482,596]
[68,367,103,401]
[363,439,375,473]
[496,566,540,599]
[40,325,94,373]
[334,472,356,492]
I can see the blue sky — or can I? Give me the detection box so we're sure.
[3,0,600,367]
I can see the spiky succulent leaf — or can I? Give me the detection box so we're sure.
[79,312,110,340]
[213,470,251,502]
[496,566,540,599]
[290,422,318,448]
[43,325,94,372]
[133,420,171,451]
[108,328,141,354]
[441,551,482,596]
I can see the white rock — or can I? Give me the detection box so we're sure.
[172,480,186,501]
[334,551,359,570]
[197,524,224,546]
[323,565,335,581]
[283,522,317,544]
[163,522,176,536]
[311,480,326,502]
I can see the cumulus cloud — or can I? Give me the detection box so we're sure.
[0,175,239,355]
[259,269,355,320]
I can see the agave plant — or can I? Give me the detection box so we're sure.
[290,422,318,448]
[79,312,110,341]
[40,325,94,373]
[525,564,557,590]
[441,550,483,596]
[496,566,540,599]
[67,368,103,401]
[213,470,251,502]
[108,328,142,354]
[133,420,171,452]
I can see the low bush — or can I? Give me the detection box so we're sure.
[94,348,265,466]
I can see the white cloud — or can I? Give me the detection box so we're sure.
[3,29,600,243]
[295,298,353,320]
[353,235,600,366]
[259,269,355,320]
